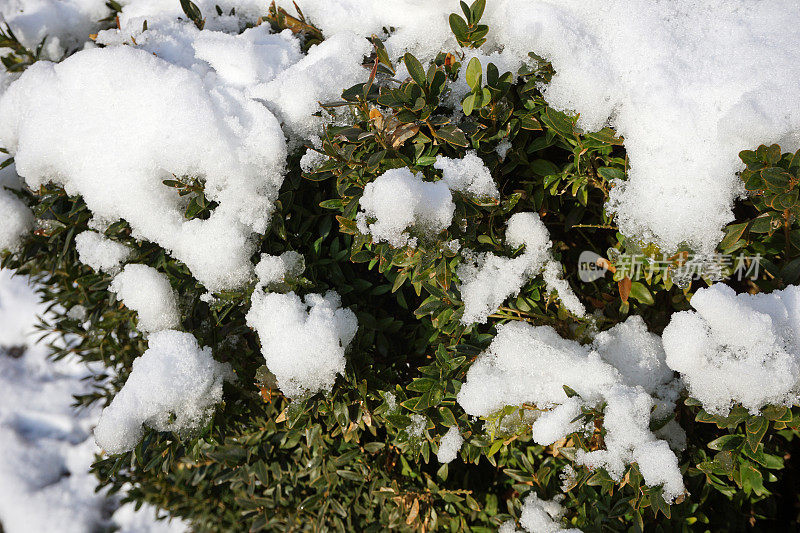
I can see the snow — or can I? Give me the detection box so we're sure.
[0,0,109,59]
[193,26,302,88]
[0,187,32,252]
[254,250,305,289]
[407,413,426,438]
[273,0,459,64]
[518,493,582,533]
[357,167,455,248]
[75,230,131,273]
[109,265,180,334]
[0,44,287,291]
[663,283,800,415]
[457,316,685,501]
[436,426,463,464]
[94,329,229,455]
[483,0,800,253]
[3,0,800,524]
[434,151,499,200]
[458,212,585,324]
[271,0,800,254]
[0,268,188,532]
[0,163,33,252]
[114,0,268,32]
[245,290,358,398]
[248,32,372,138]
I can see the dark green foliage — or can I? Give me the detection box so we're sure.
[4,4,800,532]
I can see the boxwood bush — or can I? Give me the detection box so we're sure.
[2,1,800,531]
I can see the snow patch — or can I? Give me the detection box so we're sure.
[357,167,455,248]
[436,426,463,463]
[109,264,180,334]
[663,283,800,415]
[75,230,131,273]
[457,317,684,501]
[458,212,585,324]
[0,45,287,291]
[94,330,229,454]
[245,290,358,398]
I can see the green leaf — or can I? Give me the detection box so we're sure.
[436,125,468,147]
[563,385,579,398]
[763,405,792,422]
[649,488,671,519]
[719,222,748,251]
[745,416,768,453]
[707,434,744,452]
[469,0,486,23]
[438,407,457,427]
[761,167,791,190]
[519,114,542,131]
[448,14,469,43]
[462,93,476,116]
[403,53,427,89]
[465,57,482,90]
[179,0,204,29]
[629,282,654,305]
[585,127,623,145]
[740,463,768,496]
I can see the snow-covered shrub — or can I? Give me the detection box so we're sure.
[3,0,800,531]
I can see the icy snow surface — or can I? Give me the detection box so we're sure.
[0,0,109,59]
[94,329,229,455]
[0,268,188,532]
[246,290,358,398]
[434,151,499,200]
[457,316,684,501]
[519,493,582,533]
[0,162,33,252]
[663,283,800,415]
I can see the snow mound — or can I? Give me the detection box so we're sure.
[248,32,371,138]
[0,0,109,59]
[110,265,180,334]
[663,283,800,415]
[94,330,229,454]
[0,189,32,252]
[0,45,287,291]
[457,317,684,501]
[254,251,305,289]
[519,493,582,533]
[0,268,190,531]
[357,167,455,248]
[273,0,459,64]
[193,26,303,87]
[434,151,499,200]
[458,212,585,324]
[246,290,358,398]
[272,0,800,253]
[75,230,131,273]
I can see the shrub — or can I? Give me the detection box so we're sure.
[2,1,800,531]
